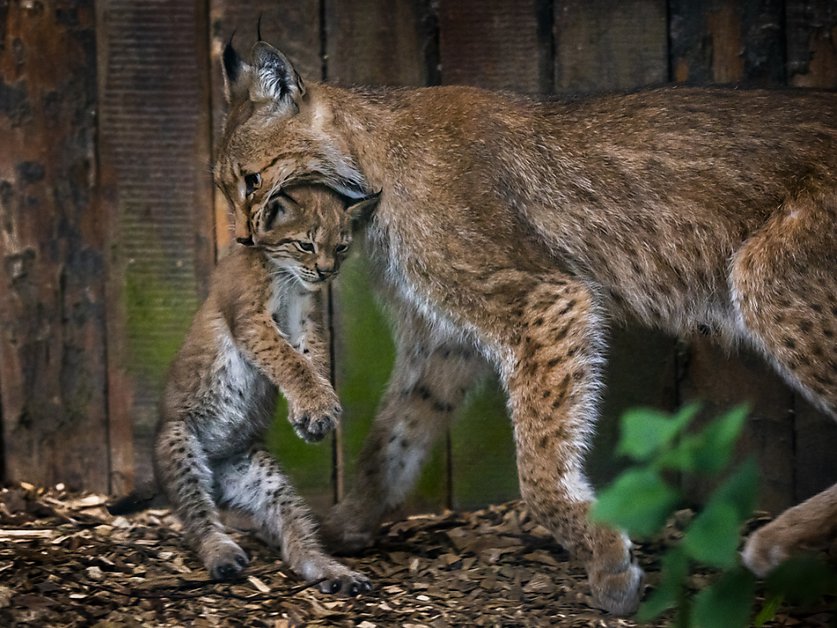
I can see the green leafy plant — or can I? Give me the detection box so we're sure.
[591,404,836,627]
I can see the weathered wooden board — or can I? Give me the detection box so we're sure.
[438,0,550,93]
[0,1,109,491]
[206,1,333,511]
[325,0,437,86]
[97,0,214,491]
[208,1,322,250]
[326,0,444,512]
[679,341,796,514]
[786,0,837,87]
[785,0,837,504]
[550,0,675,489]
[669,0,785,85]
[555,0,668,92]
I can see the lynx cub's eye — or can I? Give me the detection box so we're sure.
[335,243,349,254]
[244,173,262,196]
[295,241,315,253]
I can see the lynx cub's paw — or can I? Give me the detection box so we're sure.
[311,561,373,596]
[200,534,249,580]
[289,386,342,443]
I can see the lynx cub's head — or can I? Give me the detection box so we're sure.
[252,183,377,290]
[214,40,370,245]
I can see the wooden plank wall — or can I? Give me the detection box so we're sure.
[0,1,108,491]
[0,1,834,517]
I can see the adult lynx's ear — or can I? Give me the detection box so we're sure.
[249,41,306,112]
[222,39,305,112]
[222,35,251,105]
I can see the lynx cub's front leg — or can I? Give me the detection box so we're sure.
[216,450,371,594]
[236,311,341,443]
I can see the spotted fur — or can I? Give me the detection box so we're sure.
[214,41,836,615]
[110,184,376,594]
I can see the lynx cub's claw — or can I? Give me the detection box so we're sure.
[316,567,373,596]
[290,393,342,443]
[201,535,249,581]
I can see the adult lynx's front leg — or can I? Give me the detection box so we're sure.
[322,310,488,551]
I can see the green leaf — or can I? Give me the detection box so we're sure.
[682,459,759,568]
[692,568,756,628]
[683,501,741,568]
[712,457,759,521]
[766,554,837,607]
[753,593,783,627]
[591,468,680,537]
[617,404,699,462]
[637,547,690,622]
[661,405,749,474]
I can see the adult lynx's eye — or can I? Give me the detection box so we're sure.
[244,172,262,196]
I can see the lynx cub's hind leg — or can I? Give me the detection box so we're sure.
[215,449,371,595]
[732,189,837,576]
[321,312,488,552]
[155,421,248,580]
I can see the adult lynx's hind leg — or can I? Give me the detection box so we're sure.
[733,188,837,576]
[215,449,371,594]
[155,421,249,580]
[321,310,488,552]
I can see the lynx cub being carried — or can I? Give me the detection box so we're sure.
[109,184,377,595]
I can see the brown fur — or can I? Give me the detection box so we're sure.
[111,185,375,594]
[214,41,836,615]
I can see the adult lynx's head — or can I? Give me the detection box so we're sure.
[215,40,371,244]
[252,183,377,291]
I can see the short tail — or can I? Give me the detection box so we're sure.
[106,482,164,516]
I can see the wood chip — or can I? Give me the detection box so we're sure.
[0,483,832,627]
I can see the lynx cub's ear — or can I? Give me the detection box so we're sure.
[347,191,381,223]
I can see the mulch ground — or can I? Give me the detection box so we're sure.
[0,483,833,627]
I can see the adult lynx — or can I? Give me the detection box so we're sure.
[214,41,836,614]
[110,184,377,594]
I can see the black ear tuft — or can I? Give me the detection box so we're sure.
[256,14,263,41]
[251,42,306,107]
[223,33,242,84]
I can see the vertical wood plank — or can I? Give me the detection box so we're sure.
[555,0,668,92]
[435,1,546,510]
[438,0,550,93]
[786,0,837,87]
[549,0,675,488]
[0,0,109,491]
[679,342,796,513]
[669,0,786,85]
[98,0,214,490]
[207,1,334,513]
[325,0,438,86]
[669,0,819,514]
[326,0,446,514]
[786,0,837,504]
[209,1,322,250]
